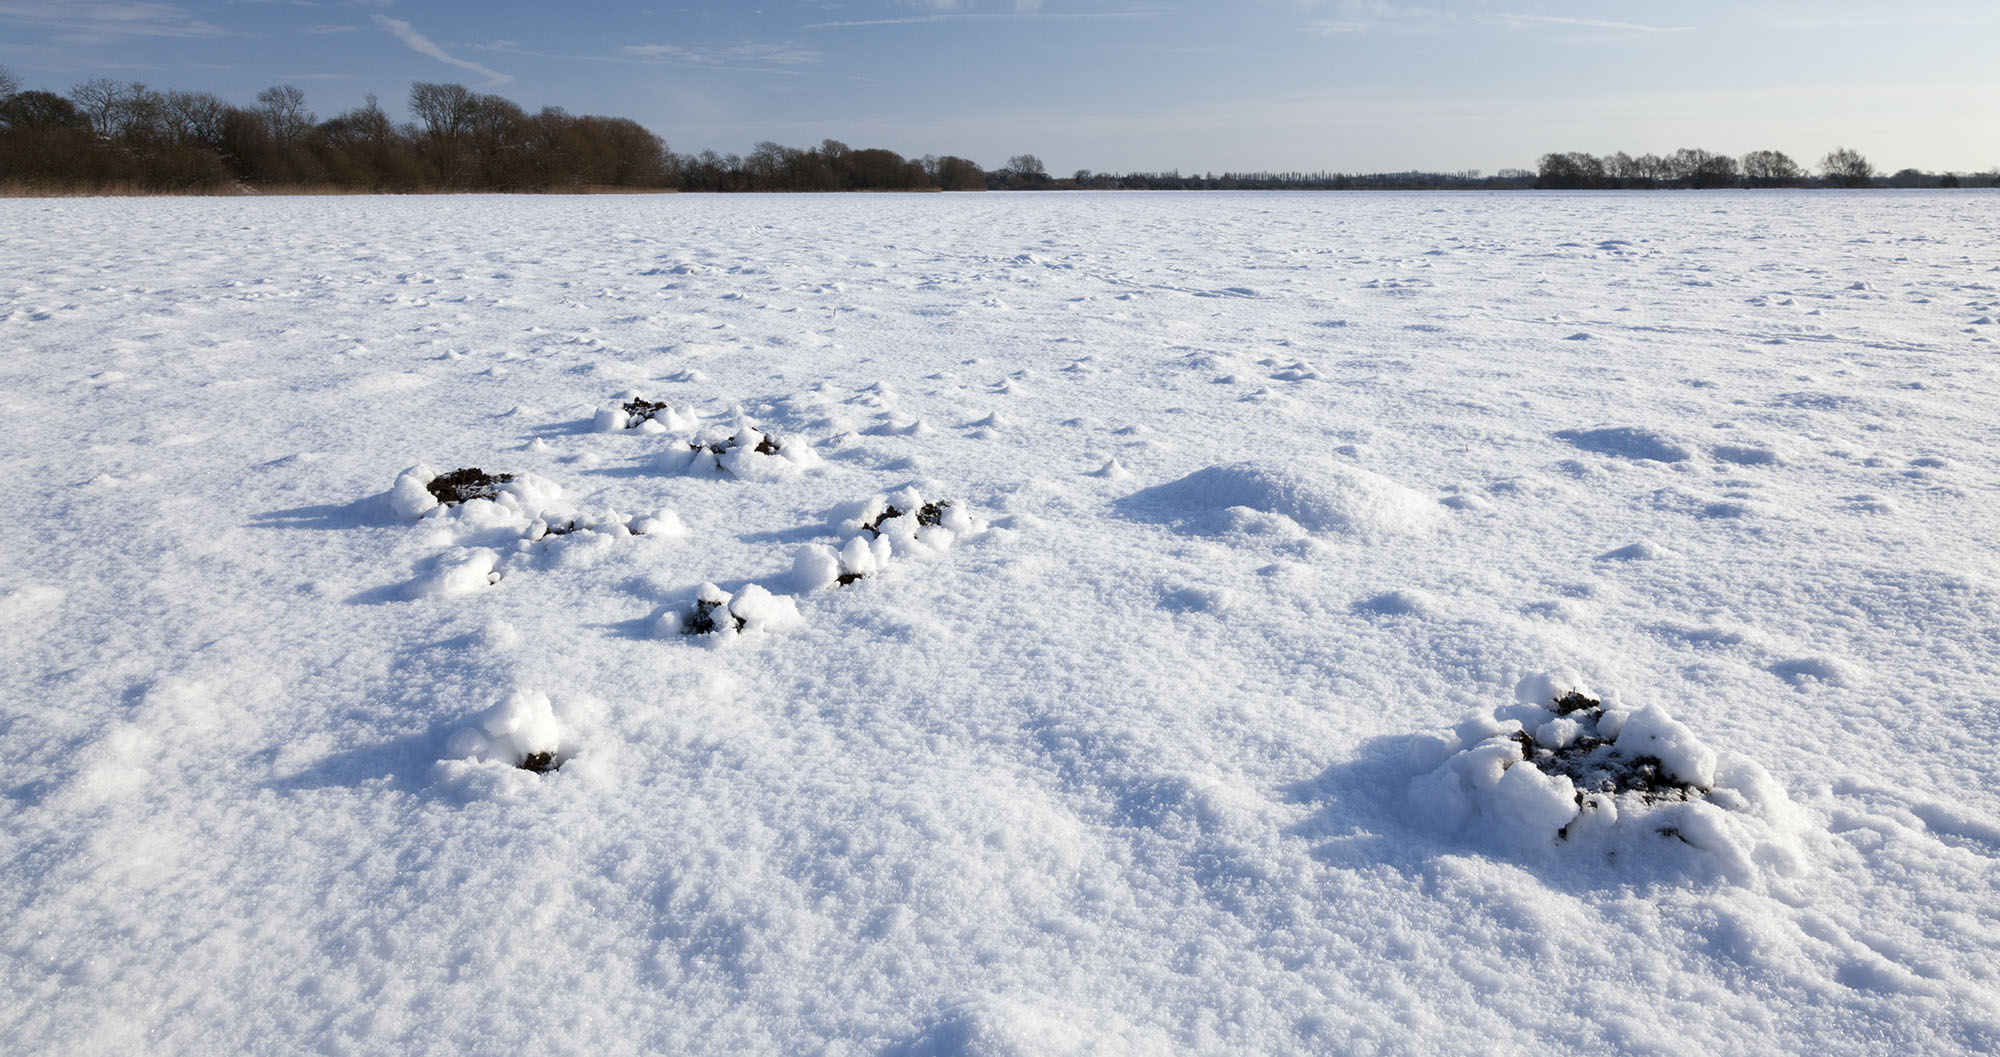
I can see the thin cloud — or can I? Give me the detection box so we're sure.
[0,1,233,40]
[1495,13,1690,34]
[306,24,358,34]
[807,8,1159,29]
[1306,2,1457,35]
[475,39,819,75]
[372,14,512,85]
[619,41,823,67]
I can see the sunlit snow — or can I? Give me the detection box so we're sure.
[4,191,1999,1055]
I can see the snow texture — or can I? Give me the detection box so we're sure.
[5,192,2000,1057]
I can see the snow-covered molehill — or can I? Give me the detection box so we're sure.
[593,394,699,433]
[1119,459,1439,538]
[656,420,820,477]
[1407,671,1809,886]
[792,486,986,592]
[657,581,801,641]
[389,465,679,592]
[389,463,566,523]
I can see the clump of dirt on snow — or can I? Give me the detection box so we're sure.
[389,464,564,522]
[426,467,514,505]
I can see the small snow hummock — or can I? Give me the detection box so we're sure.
[1119,459,1439,539]
[629,508,688,538]
[656,421,820,476]
[443,689,564,772]
[406,547,502,598]
[593,395,698,433]
[657,582,801,641]
[789,543,846,593]
[1405,671,1807,885]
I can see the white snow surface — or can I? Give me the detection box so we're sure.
[4,191,2000,1055]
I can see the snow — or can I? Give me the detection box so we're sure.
[1119,459,1439,538]
[5,190,2000,1056]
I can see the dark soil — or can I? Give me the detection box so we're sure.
[863,505,906,534]
[621,397,668,425]
[518,751,561,773]
[683,597,745,635]
[689,426,784,458]
[836,571,867,586]
[1516,694,1706,808]
[1550,690,1599,716]
[427,468,514,505]
[864,500,951,536]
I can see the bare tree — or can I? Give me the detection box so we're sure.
[1821,146,1874,188]
[1740,149,1804,188]
[409,82,475,141]
[1666,147,1737,188]
[255,84,312,145]
[0,65,19,99]
[68,77,123,137]
[1534,151,1605,189]
[163,89,230,149]
[1005,153,1047,186]
[409,82,477,184]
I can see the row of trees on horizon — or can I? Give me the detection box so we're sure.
[1,69,1991,195]
[1532,147,1977,190]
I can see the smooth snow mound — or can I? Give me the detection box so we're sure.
[1120,460,1438,539]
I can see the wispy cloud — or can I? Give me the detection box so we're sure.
[474,38,821,75]
[372,14,511,85]
[807,6,1161,29]
[1306,2,1457,35]
[305,23,357,35]
[0,1,232,41]
[1494,13,1690,34]
[619,41,823,67]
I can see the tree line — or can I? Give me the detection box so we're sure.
[1,68,1990,194]
[0,74,676,192]
[1535,147,1987,190]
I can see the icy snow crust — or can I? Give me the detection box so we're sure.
[4,192,2000,1055]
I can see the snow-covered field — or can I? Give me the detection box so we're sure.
[4,190,1999,1056]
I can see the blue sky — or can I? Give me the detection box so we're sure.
[3,1,1995,174]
